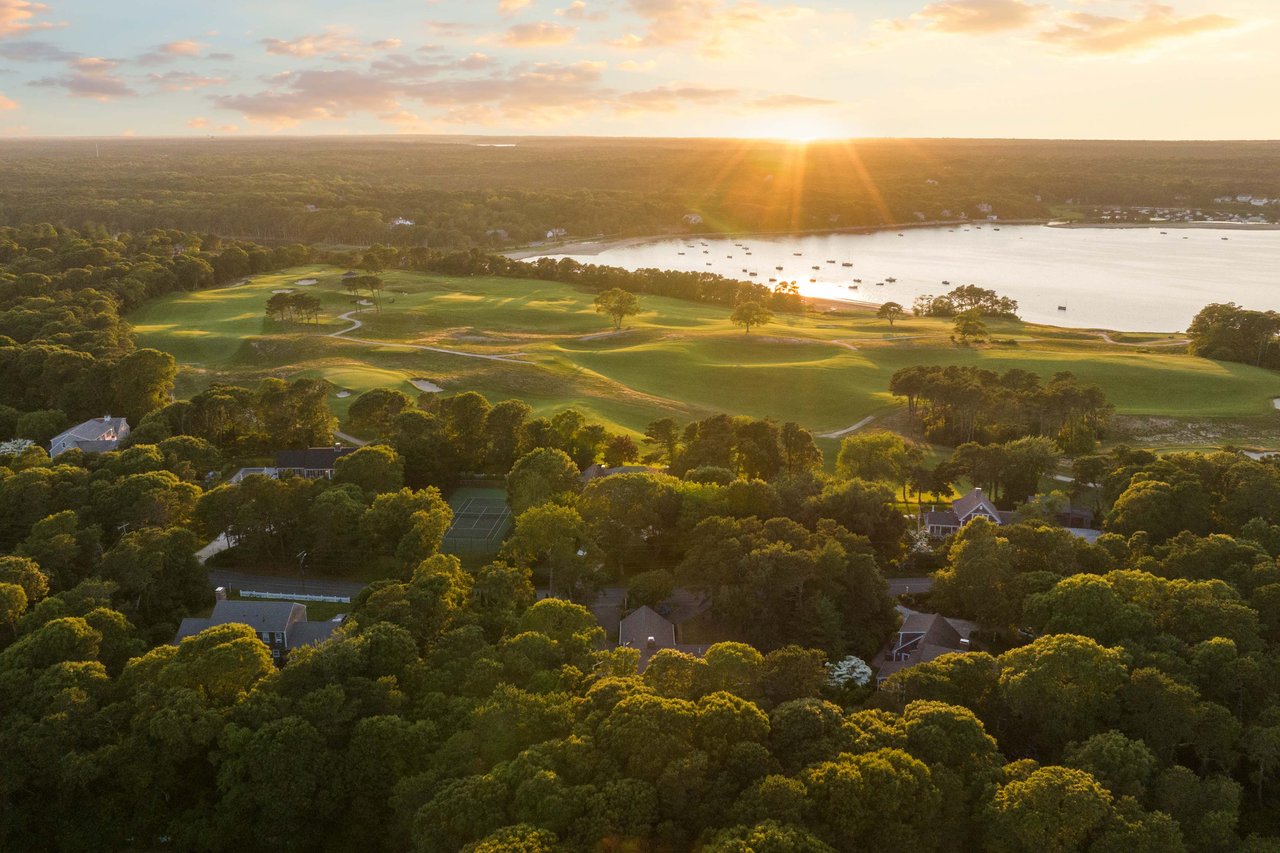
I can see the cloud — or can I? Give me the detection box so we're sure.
[905,0,1045,35]
[614,85,740,112]
[613,0,813,56]
[750,93,837,109]
[557,1,607,22]
[499,0,532,15]
[136,39,204,66]
[0,38,74,61]
[0,91,17,109]
[0,0,55,38]
[187,116,209,128]
[213,68,404,127]
[502,22,578,47]
[30,56,137,100]
[261,29,410,62]
[1040,3,1240,55]
[148,71,227,92]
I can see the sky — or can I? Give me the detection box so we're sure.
[0,0,1275,139]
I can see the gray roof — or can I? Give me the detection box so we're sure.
[54,416,129,442]
[172,600,337,649]
[275,447,355,470]
[952,488,999,520]
[618,605,676,649]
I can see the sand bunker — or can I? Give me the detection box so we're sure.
[295,278,318,286]
[335,390,352,399]
[357,299,374,306]
[271,288,294,294]
[410,379,443,393]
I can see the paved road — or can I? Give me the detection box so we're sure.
[887,576,933,596]
[209,569,368,600]
[819,415,876,440]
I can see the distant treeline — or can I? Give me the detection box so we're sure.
[3,137,1279,248]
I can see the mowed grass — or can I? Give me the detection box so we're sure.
[131,265,1280,445]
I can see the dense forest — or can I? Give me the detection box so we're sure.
[4,216,1280,850]
[2,137,1278,247]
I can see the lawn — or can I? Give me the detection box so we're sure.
[131,265,1280,449]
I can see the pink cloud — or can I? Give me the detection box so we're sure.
[0,0,54,38]
[1041,3,1240,55]
[502,22,578,47]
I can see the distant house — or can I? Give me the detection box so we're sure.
[976,202,993,214]
[875,605,977,685]
[581,463,667,484]
[50,415,130,457]
[546,228,568,240]
[617,603,710,670]
[922,487,1097,541]
[174,599,339,664]
[682,213,704,225]
[390,216,415,227]
[275,446,356,479]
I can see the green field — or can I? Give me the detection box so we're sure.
[131,265,1280,449]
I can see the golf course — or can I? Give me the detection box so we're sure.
[130,265,1280,449]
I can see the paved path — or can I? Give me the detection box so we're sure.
[334,430,368,446]
[887,576,933,596]
[209,569,368,599]
[819,415,875,440]
[195,533,231,564]
[329,310,532,364]
[1098,331,1189,347]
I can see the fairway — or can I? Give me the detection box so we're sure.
[130,265,1280,449]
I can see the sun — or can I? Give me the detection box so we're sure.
[738,115,846,144]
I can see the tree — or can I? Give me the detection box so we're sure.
[952,309,987,344]
[876,302,905,326]
[335,444,405,495]
[730,300,773,334]
[111,348,177,425]
[593,288,640,331]
[0,582,27,637]
[507,448,581,514]
[984,766,1113,853]
[644,418,681,463]
[602,434,640,468]
[348,388,416,436]
[836,431,922,496]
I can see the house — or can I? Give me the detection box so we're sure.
[546,228,568,240]
[682,213,704,225]
[617,603,710,670]
[275,446,356,479]
[976,202,993,214]
[390,216,415,227]
[49,415,130,457]
[875,605,977,685]
[922,487,1097,540]
[923,487,1011,536]
[173,599,339,664]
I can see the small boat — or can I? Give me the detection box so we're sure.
[742,268,748,273]
[897,233,904,237]
[841,262,853,267]
[848,285,858,290]
[853,278,862,283]
[886,277,897,283]
[677,252,684,255]
[1058,305,1067,311]
[942,280,950,285]
[809,278,817,283]
[875,282,884,286]
[769,277,777,282]
[706,262,712,266]
[745,252,752,255]
[812,265,820,270]
[749,272,758,277]
[1222,237,1230,241]
[793,252,803,256]
[994,227,1001,231]
[776,266,784,271]
[1160,231,1167,235]
[703,250,709,254]
[826,259,836,264]
[701,241,708,246]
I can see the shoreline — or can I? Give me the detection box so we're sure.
[1047,220,1280,231]
[503,219,1048,260]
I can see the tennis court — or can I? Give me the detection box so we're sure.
[442,486,513,554]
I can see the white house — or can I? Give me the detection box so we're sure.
[50,416,130,457]
[390,217,415,227]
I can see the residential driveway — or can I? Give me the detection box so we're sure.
[209,569,368,600]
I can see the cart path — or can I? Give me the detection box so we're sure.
[818,415,876,439]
